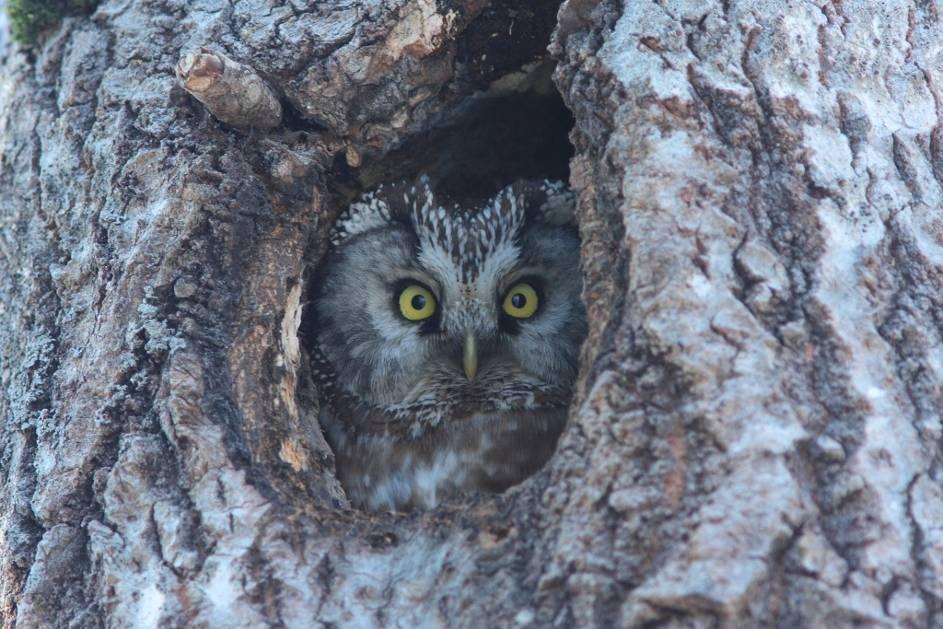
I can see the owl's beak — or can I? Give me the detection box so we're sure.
[463,331,478,380]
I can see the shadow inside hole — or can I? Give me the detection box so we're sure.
[332,86,575,205]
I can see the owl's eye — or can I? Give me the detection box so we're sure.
[398,284,437,321]
[502,282,540,319]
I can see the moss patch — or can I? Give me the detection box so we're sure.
[7,0,99,44]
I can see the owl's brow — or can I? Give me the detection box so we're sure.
[411,193,527,284]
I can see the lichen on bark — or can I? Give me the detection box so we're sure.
[6,0,98,44]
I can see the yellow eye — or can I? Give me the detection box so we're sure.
[502,282,539,319]
[398,284,437,321]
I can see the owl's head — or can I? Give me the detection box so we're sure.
[313,178,585,418]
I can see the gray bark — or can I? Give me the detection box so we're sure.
[1,0,942,627]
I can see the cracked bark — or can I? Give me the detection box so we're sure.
[1,0,942,627]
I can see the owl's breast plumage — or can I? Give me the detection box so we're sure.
[321,396,567,511]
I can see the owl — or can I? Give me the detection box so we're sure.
[311,177,585,511]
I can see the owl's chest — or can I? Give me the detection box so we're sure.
[323,403,566,511]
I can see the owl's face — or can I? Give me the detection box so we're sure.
[313,179,585,426]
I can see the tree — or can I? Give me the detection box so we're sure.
[2,0,941,626]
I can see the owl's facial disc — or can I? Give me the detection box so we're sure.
[317,180,586,410]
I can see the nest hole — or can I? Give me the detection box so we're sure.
[332,63,575,205]
[301,49,580,514]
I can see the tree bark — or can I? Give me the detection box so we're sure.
[2,0,942,627]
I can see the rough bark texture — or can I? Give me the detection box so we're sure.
[1,0,942,627]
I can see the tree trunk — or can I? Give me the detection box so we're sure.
[2,0,942,626]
